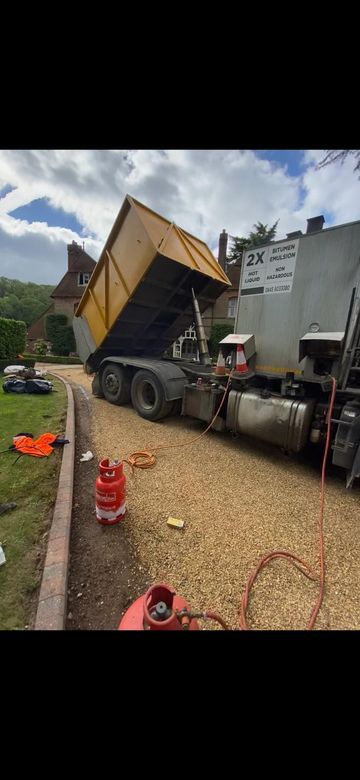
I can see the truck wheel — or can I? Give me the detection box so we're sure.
[101,364,131,405]
[131,370,173,421]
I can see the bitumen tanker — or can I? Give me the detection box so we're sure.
[74,196,360,487]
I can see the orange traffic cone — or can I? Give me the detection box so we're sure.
[215,348,226,375]
[235,344,249,373]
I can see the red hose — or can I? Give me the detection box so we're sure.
[125,373,232,472]
[126,375,337,631]
[239,376,337,631]
[204,611,230,630]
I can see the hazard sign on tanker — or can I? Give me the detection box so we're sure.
[241,239,299,296]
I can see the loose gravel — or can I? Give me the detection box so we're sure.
[56,367,360,630]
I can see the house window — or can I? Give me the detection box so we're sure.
[227,297,237,318]
[183,339,198,358]
[78,273,90,286]
[173,341,182,359]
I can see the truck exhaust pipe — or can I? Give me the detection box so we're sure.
[191,288,212,366]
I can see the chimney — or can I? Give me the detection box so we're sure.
[67,240,81,270]
[218,229,228,270]
[306,215,325,234]
[287,230,302,239]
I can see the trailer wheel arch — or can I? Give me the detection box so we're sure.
[97,357,186,419]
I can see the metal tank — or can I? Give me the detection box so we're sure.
[226,389,315,451]
[235,219,360,381]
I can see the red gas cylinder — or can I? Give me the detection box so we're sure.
[95,458,126,525]
[118,583,200,630]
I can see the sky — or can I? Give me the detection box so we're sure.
[0,149,359,286]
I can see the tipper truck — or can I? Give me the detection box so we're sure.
[74,196,360,488]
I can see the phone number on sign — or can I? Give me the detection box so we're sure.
[264,284,291,293]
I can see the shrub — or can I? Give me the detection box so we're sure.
[23,354,81,365]
[34,339,47,356]
[0,317,26,359]
[208,324,234,358]
[45,314,76,356]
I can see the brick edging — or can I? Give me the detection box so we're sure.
[35,373,75,630]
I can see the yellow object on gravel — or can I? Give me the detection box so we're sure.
[167,517,185,529]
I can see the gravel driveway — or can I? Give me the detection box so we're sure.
[53,366,360,630]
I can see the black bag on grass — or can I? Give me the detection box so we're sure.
[2,378,26,394]
[25,379,53,394]
[2,378,52,394]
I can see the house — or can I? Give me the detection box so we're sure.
[172,325,199,361]
[201,229,240,337]
[27,241,96,352]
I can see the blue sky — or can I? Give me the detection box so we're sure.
[0,184,16,199]
[255,150,334,224]
[9,197,85,234]
[0,149,358,285]
[256,150,305,176]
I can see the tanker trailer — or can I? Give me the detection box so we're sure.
[224,217,360,487]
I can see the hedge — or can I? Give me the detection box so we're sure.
[0,317,27,359]
[0,357,35,372]
[208,324,235,358]
[23,354,82,365]
[45,314,76,356]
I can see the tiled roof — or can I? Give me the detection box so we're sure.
[51,272,91,298]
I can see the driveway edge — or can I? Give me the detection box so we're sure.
[34,373,75,630]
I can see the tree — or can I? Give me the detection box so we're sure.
[20,297,45,326]
[248,221,278,245]
[227,235,250,264]
[227,220,279,266]
[0,277,54,326]
[317,150,360,178]
[0,294,20,319]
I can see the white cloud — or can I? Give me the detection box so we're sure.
[298,150,360,225]
[0,216,102,284]
[0,149,359,284]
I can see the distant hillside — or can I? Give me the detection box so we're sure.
[0,277,54,327]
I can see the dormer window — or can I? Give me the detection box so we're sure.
[78,273,90,286]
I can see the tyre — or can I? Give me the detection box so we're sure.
[101,363,132,405]
[131,370,173,421]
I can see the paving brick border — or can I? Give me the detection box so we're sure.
[35,373,75,630]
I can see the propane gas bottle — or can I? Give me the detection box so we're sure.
[95,458,126,525]
[118,583,200,630]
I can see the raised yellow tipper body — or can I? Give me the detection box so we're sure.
[74,194,230,372]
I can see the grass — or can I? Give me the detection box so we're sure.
[0,375,67,629]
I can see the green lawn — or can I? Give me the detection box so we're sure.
[0,376,67,629]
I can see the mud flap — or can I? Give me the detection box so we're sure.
[91,374,104,398]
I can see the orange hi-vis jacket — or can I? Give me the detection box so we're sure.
[12,433,58,457]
